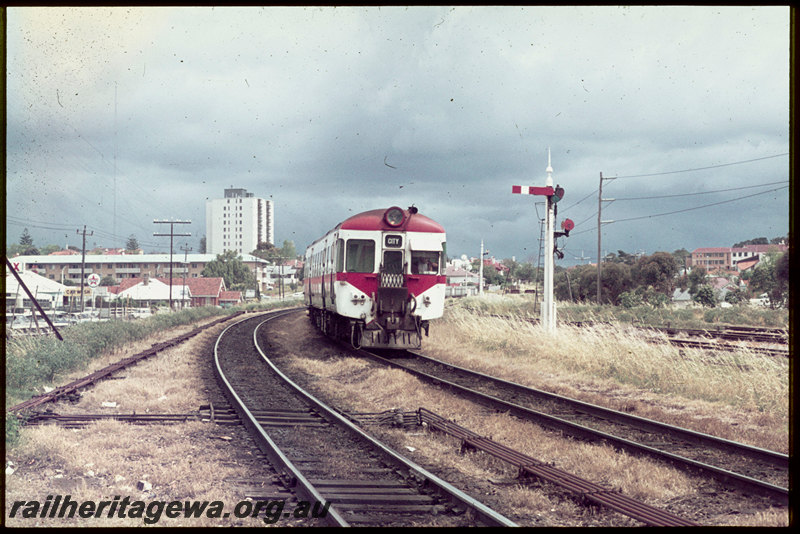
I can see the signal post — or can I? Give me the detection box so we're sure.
[513,151,571,332]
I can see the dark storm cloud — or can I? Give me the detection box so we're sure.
[5,6,790,263]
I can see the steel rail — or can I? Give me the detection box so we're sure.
[213,310,350,527]
[251,317,519,527]
[8,312,244,414]
[418,408,698,526]
[359,349,788,505]
[407,350,788,469]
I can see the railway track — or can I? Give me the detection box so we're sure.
[213,310,518,527]
[485,314,789,356]
[356,348,788,507]
[7,312,246,414]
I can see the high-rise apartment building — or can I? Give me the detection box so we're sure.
[205,187,274,255]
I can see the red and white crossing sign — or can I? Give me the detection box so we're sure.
[86,273,101,288]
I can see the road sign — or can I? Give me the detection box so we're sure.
[65,287,93,296]
[87,273,101,288]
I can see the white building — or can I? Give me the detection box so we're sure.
[6,266,68,311]
[206,187,274,255]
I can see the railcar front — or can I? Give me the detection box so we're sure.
[304,206,446,349]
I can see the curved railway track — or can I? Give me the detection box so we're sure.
[354,347,788,506]
[212,309,518,527]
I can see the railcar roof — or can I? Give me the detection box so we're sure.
[338,208,445,233]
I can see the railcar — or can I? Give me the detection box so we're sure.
[304,206,446,349]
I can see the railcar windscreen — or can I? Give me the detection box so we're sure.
[411,251,440,275]
[383,250,403,274]
[345,239,375,273]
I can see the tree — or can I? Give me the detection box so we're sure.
[687,266,708,295]
[515,262,536,283]
[632,252,678,297]
[749,252,787,308]
[732,237,768,248]
[600,262,633,304]
[16,228,39,255]
[39,244,61,255]
[199,236,207,254]
[618,291,643,308]
[774,251,789,291]
[672,248,691,272]
[126,235,139,252]
[724,287,745,305]
[202,250,256,291]
[252,240,298,263]
[280,240,297,260]
[693,285,717,307]
[20,228,34,246]
[99,275,117,286]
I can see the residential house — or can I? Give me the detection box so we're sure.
[10,252,273,292]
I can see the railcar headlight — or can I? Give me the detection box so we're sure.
[383,207,405,227]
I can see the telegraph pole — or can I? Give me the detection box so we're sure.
[154,220,191,311]
[180,243,192,309]
[77,225,93,312]
[597,172,615,304]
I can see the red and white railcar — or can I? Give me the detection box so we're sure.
[304,206,446,349]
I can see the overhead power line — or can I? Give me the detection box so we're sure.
[561,153,789,214]
[610,185,789,224]
[571,183,788,238]
[613,152,789,179]
[611,180,789,201]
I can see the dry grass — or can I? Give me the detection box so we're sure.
[5,317,285,528]
[284,355,701,522]
[423,305,788,453]
[5,421,273,527]
[277,305,788,526]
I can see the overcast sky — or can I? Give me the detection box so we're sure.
[5,6,791,266]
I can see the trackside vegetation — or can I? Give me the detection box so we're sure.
[434,296,788,449]
[5,299,301,444]
[455,294,789,329]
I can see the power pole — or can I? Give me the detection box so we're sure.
[77,225,93,312]
[596,172,615,304]
[154,220,191,311]
[180,243,192,309]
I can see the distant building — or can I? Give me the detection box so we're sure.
[108,276,232,308]
[9,253,274,293]
[690,244,787,272]
[206,187,274,256]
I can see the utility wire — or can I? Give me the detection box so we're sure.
[568,184,788,236]
[611,185,788,223]
[613,153,789,179]
[611,180,789,201]
[561,155,788,213]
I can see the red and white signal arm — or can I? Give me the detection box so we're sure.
[561,219,575,232]
[87,273,101,287]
